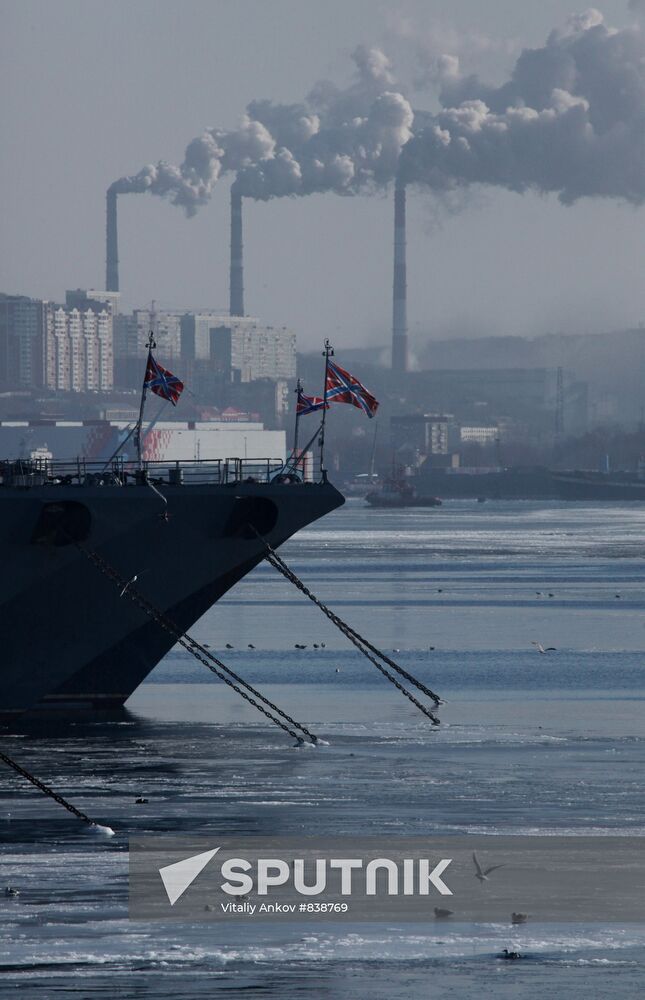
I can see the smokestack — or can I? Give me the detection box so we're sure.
[229,187,244,316]
[106,188,119,293]
[391,179,408,373]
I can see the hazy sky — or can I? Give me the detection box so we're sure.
[2,0,644,352]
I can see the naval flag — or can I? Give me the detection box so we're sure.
[324,359,379,418]
[143,352,184,406]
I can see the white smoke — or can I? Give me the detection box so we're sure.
[402,9,645,205]
[110,46,412,210]
[111,9,645,212]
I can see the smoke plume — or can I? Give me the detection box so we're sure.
[110,46,412,212]
[111,9,645,211]
[402,9,645,205]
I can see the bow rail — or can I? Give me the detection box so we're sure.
[0,456,298,488]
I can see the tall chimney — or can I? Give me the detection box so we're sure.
[229,187,244,316]
[106,188,119,293]
[391,179,408,373]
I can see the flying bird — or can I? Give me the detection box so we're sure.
[119,573,138,598]
[531,641,557,654]
[472,851,505,883]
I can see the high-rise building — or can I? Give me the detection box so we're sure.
[180,313,222,361]
[180,314,295,382]
[113,308,182,389]
[225,319,296,383]
[113,309,296,395]
[115,308,181,359]
[46,305,113,392]
[65,288,120,316]
[0,294,47,390]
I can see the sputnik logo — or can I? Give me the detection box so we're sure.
[159,847,220,905]
[157,847,454,905]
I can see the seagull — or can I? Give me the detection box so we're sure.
[433,907,453,918]
[4,886,19,898]
[531,641,557,654]
[119,573,138,598]
[511,912,529,924]
[472,851,505,883]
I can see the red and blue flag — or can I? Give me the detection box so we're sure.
[297,389,328,416]
[144,352,184,406]
[325,359,379,418]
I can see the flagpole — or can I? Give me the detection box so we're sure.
[134,330,156,471]
[319,339,333,480]
[293,377,302,474]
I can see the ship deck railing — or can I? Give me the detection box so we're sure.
[0,457,302,488]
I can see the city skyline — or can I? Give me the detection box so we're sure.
[4,0,645,351]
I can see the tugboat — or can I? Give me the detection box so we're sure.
[365,476,442,508]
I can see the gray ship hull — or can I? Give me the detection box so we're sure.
[0,479,343,719]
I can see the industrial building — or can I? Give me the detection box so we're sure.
[460,425,500,444]
[0,418,286,465]
[391,413,459,457]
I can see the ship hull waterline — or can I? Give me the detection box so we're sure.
[0,480,344,720]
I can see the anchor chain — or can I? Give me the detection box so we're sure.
[73,540,319,746]
[256,533,441,725]
[0,748,97,826]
